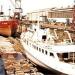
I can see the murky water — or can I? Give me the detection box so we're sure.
[0,57,5,75]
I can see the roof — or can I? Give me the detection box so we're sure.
[52,44,75,53]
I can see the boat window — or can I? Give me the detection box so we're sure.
[57,53,69,61]
[57,53,64,61]
[42,35,47,41]
[57,52,75,63]
[45,50,48,55]
[50,53,54,57]
[33,45,36,49]
[39,48,41,52]
[37,47,38,50]
[42,49,44,53]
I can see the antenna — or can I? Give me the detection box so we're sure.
[14,0,22,19]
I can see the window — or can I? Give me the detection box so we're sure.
[39,48,41,52]
[50,53,54,57]
[42,49,44,53]
[42,35,47,41]
[33,45,36,49]
[37,47,38,50]
[45,50,47,55]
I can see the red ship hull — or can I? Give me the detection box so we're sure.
[0,20,18,36]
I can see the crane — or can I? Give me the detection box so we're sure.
[9,0,22,19]
[9,0,23,34]
[9,0,15,8]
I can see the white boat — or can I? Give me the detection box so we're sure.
[20,23,75,75]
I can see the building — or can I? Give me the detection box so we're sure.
[26,6,73,22]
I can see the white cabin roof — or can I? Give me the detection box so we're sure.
[52,45,75,53]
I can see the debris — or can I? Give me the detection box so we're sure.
[0,36,44,75]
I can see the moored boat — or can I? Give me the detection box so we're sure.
[0,16,19,36]
[20,23,75,75]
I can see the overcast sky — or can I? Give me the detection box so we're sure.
[0,0,74,15]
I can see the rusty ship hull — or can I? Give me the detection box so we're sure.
[0,20,18,36]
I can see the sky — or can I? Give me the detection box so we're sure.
[0,0,74,15]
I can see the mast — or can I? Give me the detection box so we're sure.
[0,5,4,15]
[9,6,11,17]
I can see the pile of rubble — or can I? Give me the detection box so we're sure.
[2,52,43,75]
[0,36,17,55]
[0,36,44,75]
[8,37,24,52]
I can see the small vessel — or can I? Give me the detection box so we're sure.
[20,23,75,75]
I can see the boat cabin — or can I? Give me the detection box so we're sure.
[57,52,75,63]
[23,24,75,64]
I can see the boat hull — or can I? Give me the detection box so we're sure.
[20,40,64,75]
[25,49,64,74]
[0,20,18,36]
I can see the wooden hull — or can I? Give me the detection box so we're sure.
[0,20,18,36]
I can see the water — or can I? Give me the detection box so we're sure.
[0,57,5,75]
